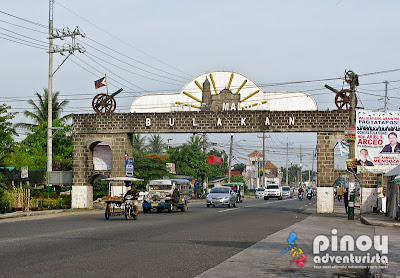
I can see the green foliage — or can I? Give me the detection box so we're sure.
[93,180,109,200]
[233,163,246,172]
[132,149,172,190]
[0,189,12,212]
[132,134,147,153]
[0,104,17,165]
[5,121,72,170]
[167,141,209,180]
[147,134,165,153]
[207,149,228,180]
[14,89,71,131]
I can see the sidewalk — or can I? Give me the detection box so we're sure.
[0,209,65,220]
[196,201,400,278]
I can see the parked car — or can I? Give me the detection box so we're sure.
[281,186,293,198]
[206,187,237,208]
[255,187,265,198]
[222,182,244,202]
[264,184,282,200]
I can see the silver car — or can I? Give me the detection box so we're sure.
[206,187,237,208]
[281,186,293,198]
[255,187,265,198]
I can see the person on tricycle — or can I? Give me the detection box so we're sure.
[124,183,139,216]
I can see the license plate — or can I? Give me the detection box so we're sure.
[151,203,159,207]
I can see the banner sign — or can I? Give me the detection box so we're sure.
[338,140,350,156]
[345,127,355,140]
[125,157,134,177]
[21,166,28,179]
[346,158,357,175]
[166,163,176,174]
[356,110,400,173]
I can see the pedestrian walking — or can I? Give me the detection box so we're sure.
[343,188,349,214]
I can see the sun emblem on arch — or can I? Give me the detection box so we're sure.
[175,71,267,112]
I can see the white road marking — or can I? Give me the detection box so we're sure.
[218,207,240,213]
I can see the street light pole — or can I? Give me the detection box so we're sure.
[228,133,233,183]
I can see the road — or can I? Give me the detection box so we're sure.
[0,196,315,278]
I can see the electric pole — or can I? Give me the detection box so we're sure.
[262,132,265,187]
[384,81,388,112]
[286,142,289,186]
[47,0,85,181]
[228,133,233,183]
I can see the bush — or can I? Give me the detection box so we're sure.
[0,189,12,213]
[93,180,109,200]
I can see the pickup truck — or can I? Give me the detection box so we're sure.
[263,184,282,200]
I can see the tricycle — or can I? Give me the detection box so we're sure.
[101,177,144,220]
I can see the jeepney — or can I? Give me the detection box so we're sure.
[142,179,189,213]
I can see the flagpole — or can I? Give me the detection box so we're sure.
[105,73,108,95]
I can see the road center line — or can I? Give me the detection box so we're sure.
[218,207,240,213]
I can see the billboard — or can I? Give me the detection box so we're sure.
[356,110,400,173]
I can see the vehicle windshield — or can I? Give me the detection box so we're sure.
[282,187,290,191]
[266,185,279,189]
[149,184,172,190]
[210,187,230,194]
[256,188,265,191]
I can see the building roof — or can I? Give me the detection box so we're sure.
[264,161,277,169]
[248,150,263,157]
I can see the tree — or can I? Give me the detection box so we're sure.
[132,134,147,154]
[131,149,171,190]
[207,149,228,180]
[147,134,165,153]
[14,89,71,130]
[5,121,72,170]
[0,104,17,165]
[233,163,246,172]
[167,141,209,179]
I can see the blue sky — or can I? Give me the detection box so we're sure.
[1,0,400,170]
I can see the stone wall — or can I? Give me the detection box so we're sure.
[72,110,379,211]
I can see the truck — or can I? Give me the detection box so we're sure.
[142,179,189,213]
[222,182,244,203]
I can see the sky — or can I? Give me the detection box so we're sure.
[1,0,400,171]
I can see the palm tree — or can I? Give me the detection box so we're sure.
[132,134,147,153]
[147,135,165,153]
[14,89,71,130]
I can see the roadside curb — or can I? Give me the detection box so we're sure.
[360,215,400,228]
[0,209,64,220]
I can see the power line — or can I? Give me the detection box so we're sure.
[54,1,192,78]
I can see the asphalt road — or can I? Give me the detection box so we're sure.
[0,196,316,278]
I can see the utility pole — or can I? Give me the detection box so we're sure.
[47,0,85,181]
[257,133,270,187]
[286,142,289,186]
[202,133,207,153]
[262,132,265,187]
[47,0,54,177]
[384,81,388,112]
[299,145,303,186]
[228,133,233,183]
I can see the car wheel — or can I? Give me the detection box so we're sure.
[206,204,210,208]
[278,196,282,200]
[167,201,173,213]
[213,205,215,207]
[228,203,231,208]
[233,202,236,208]
[264,196,267,200]
[156,207,162,213]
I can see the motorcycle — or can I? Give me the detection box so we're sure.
[307,192,312,200]
[298,193,303,200]
[124,195,137,220]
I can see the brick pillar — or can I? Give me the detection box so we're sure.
[316,132,343,213]
[71,133,132,209]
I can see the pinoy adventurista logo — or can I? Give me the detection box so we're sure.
[313,229,389,270]
[281,232,306,268]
